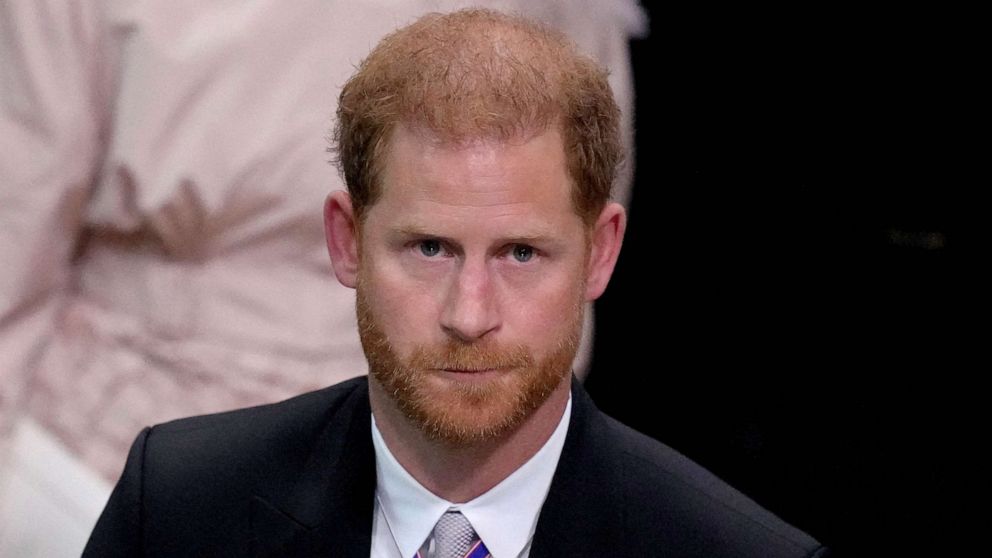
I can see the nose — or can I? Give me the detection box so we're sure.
[440,258,500,342]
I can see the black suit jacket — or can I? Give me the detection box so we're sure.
[83,377,828,557]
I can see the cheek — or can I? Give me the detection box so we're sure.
[500,271,584,341]
[360,258,445,345]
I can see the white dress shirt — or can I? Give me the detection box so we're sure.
[370,395,572,558]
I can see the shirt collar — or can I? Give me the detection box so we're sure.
[372,394,572,558]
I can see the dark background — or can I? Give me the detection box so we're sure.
[586,5,981,556]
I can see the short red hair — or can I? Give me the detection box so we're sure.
[332,9,623,226]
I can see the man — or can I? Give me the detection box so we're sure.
[84,9,827,557]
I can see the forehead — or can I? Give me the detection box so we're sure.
[367,124,581,235]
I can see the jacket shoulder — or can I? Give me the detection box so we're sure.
[602,415,827,558]
[143,378,367,545]
[144,375,367,476]
[85,377,371,556]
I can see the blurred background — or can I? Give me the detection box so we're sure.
[586,3,982,557]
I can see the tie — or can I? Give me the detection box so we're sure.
[428,511,489,558]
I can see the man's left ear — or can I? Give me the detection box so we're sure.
[584,202,627,301]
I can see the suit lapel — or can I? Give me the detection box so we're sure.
[530,379,624,555]
[250,380,377,558]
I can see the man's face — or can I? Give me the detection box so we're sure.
[355,124,589,445]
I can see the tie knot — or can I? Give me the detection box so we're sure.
[433,511,478,558]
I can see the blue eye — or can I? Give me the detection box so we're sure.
[419,240,442,257]
[512,245,534,262]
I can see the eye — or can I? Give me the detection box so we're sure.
[418,239,442,257]
[511,244,534,263]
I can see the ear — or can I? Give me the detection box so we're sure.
[584,202,626,301]
[324,191,360,289]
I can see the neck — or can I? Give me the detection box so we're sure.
[369,375,571,503]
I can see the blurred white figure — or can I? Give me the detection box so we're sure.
[0,1,645,555]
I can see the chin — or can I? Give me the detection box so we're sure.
[399,363,570,446]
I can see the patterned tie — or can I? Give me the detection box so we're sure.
[423,511,490,558]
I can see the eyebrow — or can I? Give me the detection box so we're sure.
[391,225,564,247]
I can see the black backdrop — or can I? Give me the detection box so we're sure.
[585,5,981,556]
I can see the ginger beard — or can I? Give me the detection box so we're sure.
[356,278,583,446]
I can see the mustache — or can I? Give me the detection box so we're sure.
[407,342,534,370]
